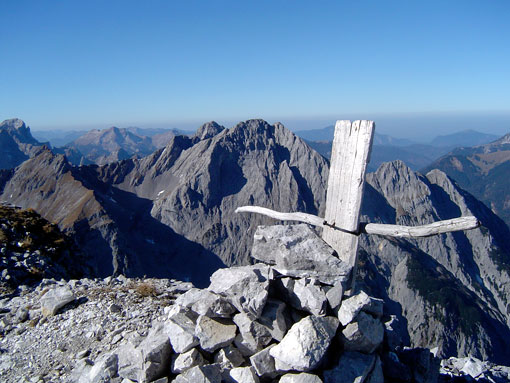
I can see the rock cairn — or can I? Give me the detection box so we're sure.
[74,224,442,383]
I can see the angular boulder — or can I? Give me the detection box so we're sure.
[338,291,383,326]
[173,364,222,383]
[257,299,288,341]
[228,366,260,383]
[276,277,327,316]
[270,316,339,371]
[164,313,199,354]
[341,312,384,354]
[195,315,237,353]
[252,224,351,285]
[40,286,75,316]
[233,313,272,352]
[323,351,376,383]
[175,288,236,318]
[214,345,245,369]
[171,348,205,374]
[208,264,270,319]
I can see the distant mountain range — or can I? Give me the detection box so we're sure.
[297,126,500,171]
[1,118,510,362]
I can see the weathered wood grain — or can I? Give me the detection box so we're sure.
[235,206,479,237]
[322,120,375,268]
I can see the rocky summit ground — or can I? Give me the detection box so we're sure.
[1,223,509,383]
[0,276,192,382]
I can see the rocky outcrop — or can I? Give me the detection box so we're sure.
[0,204,84,293]
[0,118,45,169]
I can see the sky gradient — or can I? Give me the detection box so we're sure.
[1,1,509,140]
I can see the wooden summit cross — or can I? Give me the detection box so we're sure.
[236,120,479,288]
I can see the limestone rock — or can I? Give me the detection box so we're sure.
[249,344,282,379]
[233,313,272,351]
[117,323,172,382]
[323,351,376,383]
[257,299,288,341]
[40,286,75,316]
[252,224,351,285]
[277,277,327,316]
[175,288,236,318]
[82,353,119,383]
[165,313,199,354]
[208,264,270,319]
[341,312,384,354]
[227,366,260,383]
[270,316,339,371]
[214,345,245,369]
[195,315,237,353]
[172,364,222,383]
[324,282,344,314]
[171,348,205,374]
[337,291,383,326]
[279,373,323,383]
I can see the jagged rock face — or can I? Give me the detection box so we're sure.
[359,160,510,363]
[0,119,44,169]
[65,126,156,165]
[98,119,329,266]
[149,119,328,266]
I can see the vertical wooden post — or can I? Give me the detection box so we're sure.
[322,120,375,286]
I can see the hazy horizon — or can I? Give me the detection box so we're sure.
[2,1,509,142]
[17,110,509,144]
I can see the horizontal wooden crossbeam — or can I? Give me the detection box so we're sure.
[235,206,480,238]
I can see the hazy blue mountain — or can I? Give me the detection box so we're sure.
[32,129,89,147]
[431,129,499,148]
[296,125,415,146]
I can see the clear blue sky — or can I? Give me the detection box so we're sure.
[1,0,509,140]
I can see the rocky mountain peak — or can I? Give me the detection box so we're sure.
[193,121,225,141]
[0,118,39,145]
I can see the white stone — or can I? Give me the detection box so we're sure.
[341,311,384,354]
[175,288,236,318]
[214,345,245,369]
[195,315,237,352]
[171,348,205,374]
[252,224,351,285]
[278,278,327,316]
[280,373,323,383]
[338,291,383,326]
[40,286,75,316]
[228,366,260,383]
[270,316,339,371]
[208,264,270,319]
[164,313,199,354]
[172,364,222,383]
